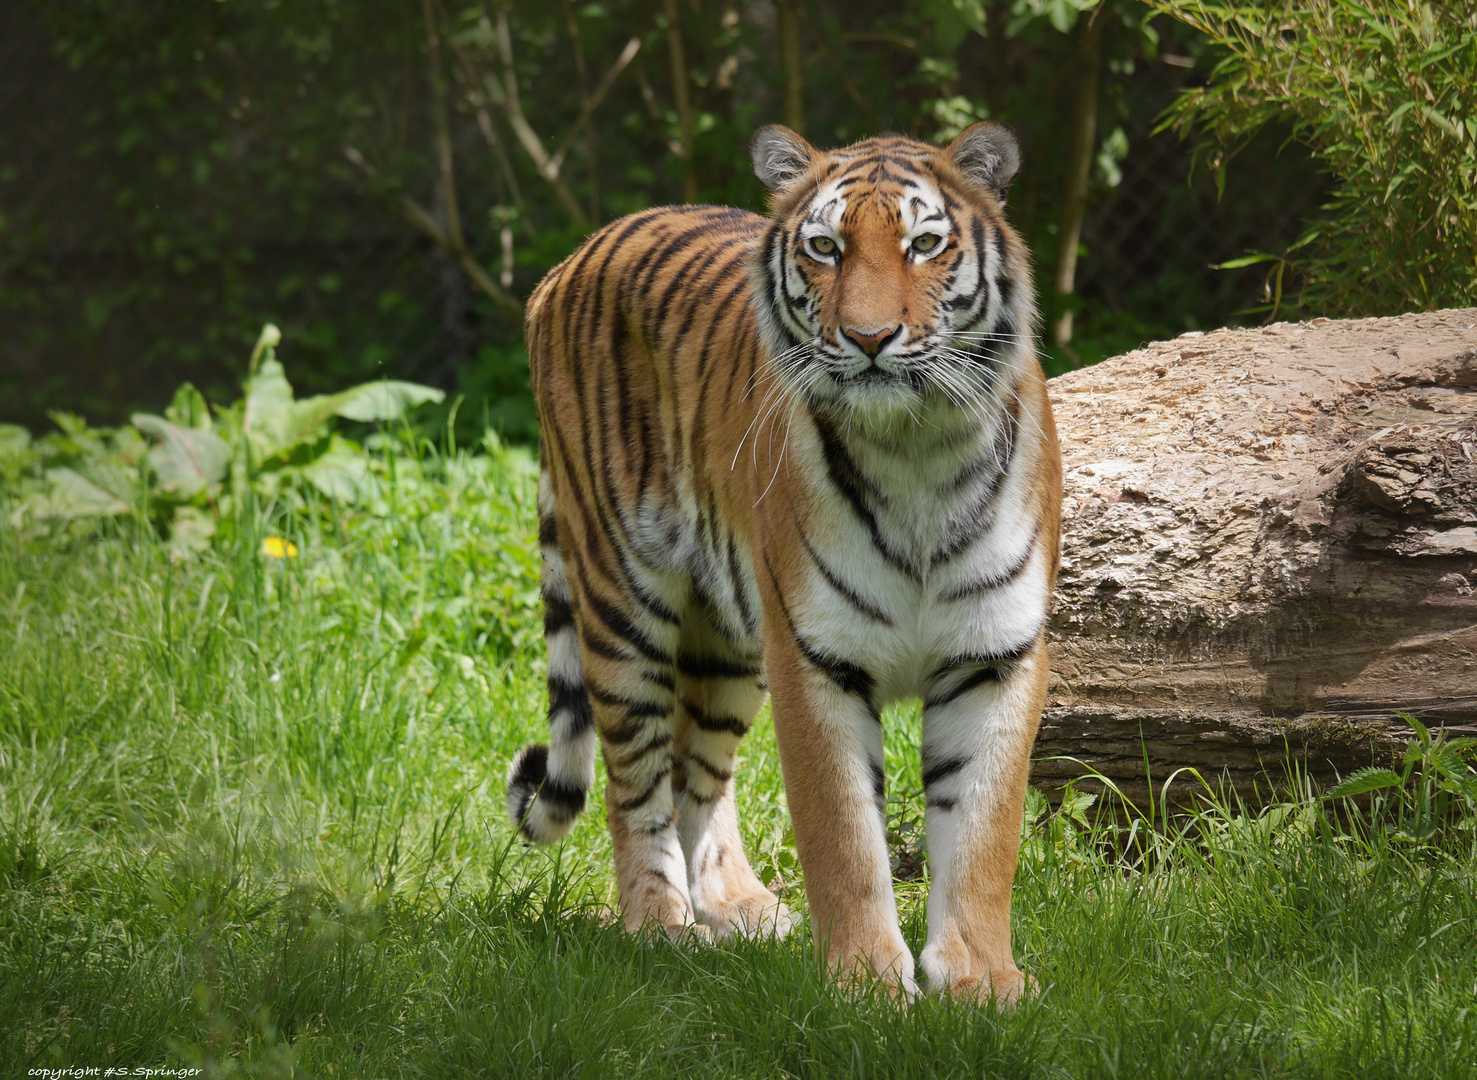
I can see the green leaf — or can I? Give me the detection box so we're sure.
[1421,104,1460,138]
[0,424,30,457]
[242,358,299,458]
[1060,788,1098,825]
[329,380,446,423]
[242,360,444,462]
[168,505,217,556]
[42,466,132,518]
[1214,253,1281,269]
[132,413,230,500]
[1023,787,1048,831]
[164,382,213,431]
[1327,767,1403,798]
[300,441,372,503]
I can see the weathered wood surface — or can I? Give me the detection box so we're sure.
[1036,309,1477,802]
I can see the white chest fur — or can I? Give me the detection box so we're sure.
[786,399,1048,705]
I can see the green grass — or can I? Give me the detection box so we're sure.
[3,435,1477,1079]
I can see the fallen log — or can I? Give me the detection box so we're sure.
[1037,308,1477,804]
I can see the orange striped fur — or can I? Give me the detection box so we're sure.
[508,123,1062,1000]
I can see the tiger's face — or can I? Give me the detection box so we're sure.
[751,123,1029,425]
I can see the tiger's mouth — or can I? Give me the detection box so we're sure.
[835,354,931,392]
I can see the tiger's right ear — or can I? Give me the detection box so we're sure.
[751,125,815,192]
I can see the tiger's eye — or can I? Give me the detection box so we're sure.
[912,233,942,253]
[810,236,837,256]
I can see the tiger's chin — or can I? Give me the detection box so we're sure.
[817,369,970,435]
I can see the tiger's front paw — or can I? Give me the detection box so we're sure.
[944,967,1033,1007]
[831,931,919,1001]
[922,935,1032,1005]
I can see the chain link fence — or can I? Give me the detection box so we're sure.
[0,4,1325,432]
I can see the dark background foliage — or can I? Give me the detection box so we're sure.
[1,0,1331,439]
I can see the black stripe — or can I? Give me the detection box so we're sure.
[799,527,894,625]
[530,779,586,820]
[924,638,1036,710]
[993,228,1012,306]
[871,759,886,810]
[929,407,1019,569]
[941,451,995,494]
[566,210,664,365]
[811,413,921,581]
[929,641,1036,680]
[613,762,673,810]
[942,531,1039,602]
[726,537,757,636]
[634,224,731,339]
[607,729,673,770]
[549,677,593,735]
[643,668,676,691]
[688,752,732,783]
[539,515,559,548]
[921,754,968,789]
[543,592,574,635]
[640,815,675,835]
[666,244,747,352]
[581,626,631,662]
[762,549,878,717]
[676,653,761,679]
[626,568,682,625]
[655,228,749,334]
[586,685,670,741]
[927,797,958,812]
[794,633,875,709]
[683,701,749,738]
[584,590,673,665]
[509,746,587,818]
[698,275,753,382]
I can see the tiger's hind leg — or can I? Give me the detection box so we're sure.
[672,610,790,940]
[570,559,703,940]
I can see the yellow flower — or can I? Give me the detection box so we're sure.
[261,536,299,559]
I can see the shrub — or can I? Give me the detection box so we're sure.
[2,325,446,555]
[1151,0,1477,317]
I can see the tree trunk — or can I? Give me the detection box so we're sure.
[1051,5,1106,351]
[661,0,698,203]
[1036,309,1477,805]
[776,0,805,135]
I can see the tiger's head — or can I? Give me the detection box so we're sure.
[750,123,1033,426]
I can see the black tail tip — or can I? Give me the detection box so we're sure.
[506,743,549,836]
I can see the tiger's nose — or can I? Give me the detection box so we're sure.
[843,325,901,358]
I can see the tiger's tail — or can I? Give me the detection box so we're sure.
[506,466,596,843]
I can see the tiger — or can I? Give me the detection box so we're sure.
[507,120,1062,1002]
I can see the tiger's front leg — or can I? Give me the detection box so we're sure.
[763,607,918,996]
[917,636,1049,1003]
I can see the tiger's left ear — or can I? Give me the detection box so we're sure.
[947,121,1021,203]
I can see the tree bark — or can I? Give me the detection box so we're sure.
[1037,309,1477,804]
[776,0,805,135]
[1051,4,1106,351]
[661,0,698,203]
